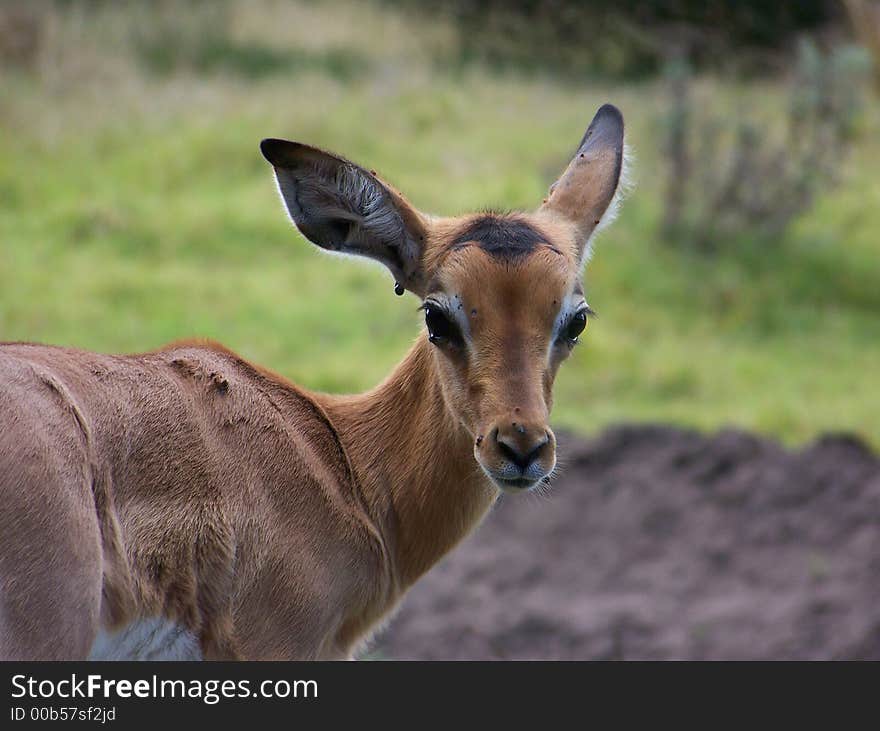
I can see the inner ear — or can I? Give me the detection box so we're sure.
[261,138,429,295]
[540,104,626,261]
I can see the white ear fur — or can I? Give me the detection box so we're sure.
[580,142,634,264]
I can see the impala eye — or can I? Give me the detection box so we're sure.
[424,304,459,345]
[563,309,589,343]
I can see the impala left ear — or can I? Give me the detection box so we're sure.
[261,138,430,296]
[540,104,626,263]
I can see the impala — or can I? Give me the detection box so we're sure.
[0,104,626,660]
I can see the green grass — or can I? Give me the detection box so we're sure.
[1,0,879,447]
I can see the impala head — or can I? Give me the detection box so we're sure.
[261,104,626,493]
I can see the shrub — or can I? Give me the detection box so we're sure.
[660,40,871,250]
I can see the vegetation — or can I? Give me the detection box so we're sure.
[660,40,872,248]
[388,0,839,78]
[1,0,878,446]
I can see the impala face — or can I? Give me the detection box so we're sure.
[419,214,590,491]
[262,104,626,493]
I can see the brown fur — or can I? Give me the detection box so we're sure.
[0,105,625,659]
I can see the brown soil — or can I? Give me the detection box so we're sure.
[375,425,880,660]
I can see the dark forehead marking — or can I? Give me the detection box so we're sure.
[451,214,552,260]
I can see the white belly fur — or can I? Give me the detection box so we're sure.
[89,617,202,661]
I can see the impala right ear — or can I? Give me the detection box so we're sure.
[540,104,626,263]
[261,138,430,296]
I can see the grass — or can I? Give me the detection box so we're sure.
[1,0,879,447]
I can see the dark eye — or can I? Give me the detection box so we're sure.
[563,310,588,343]
[424,305,458,345]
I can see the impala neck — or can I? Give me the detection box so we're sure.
[315,338,497,590]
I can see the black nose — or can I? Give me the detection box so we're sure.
[495,427,550,472]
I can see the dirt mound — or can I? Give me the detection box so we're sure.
[375,425,880,660]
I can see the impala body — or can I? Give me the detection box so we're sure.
[0,105,626,660]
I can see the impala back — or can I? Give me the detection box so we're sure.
[0,341,383,660]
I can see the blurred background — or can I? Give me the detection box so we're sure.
[1,0,879,658]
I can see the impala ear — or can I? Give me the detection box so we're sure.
[540,104,626,262]
[260,138,429,296]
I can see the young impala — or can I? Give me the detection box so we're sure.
[0,104,626,660]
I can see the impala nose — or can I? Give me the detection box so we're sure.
[494,422,552,473]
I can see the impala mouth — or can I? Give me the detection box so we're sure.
[492,475,540,492]
[476,452,554,493]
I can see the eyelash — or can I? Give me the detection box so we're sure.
[558,306,594,346]
[419,301,594,347]
[420,302,463,346]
